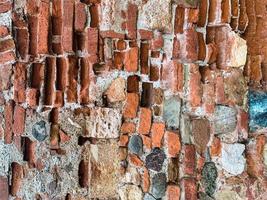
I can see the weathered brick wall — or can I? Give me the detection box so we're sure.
[0,0,267,199]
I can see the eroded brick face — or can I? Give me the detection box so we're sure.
[0,0,267,199]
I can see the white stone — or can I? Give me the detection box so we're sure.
[86,107,122,138]
[138,0,172,32]
[105,77,126,103]
[221,143,246,176]
[228,33,247,68]
[118,184,143,200]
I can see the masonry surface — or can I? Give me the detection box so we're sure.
[0,0,267,199]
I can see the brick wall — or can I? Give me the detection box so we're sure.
[0,0,267,199]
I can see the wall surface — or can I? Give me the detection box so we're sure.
[0,0,267,199]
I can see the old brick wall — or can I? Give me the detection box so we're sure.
[0,0,267,199]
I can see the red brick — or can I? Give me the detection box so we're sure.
[198,0,208,27]
[165,131,181,158]
[13,105,25,136]
[0,1,12,13]
[119,135,129,147]
[79,57,92,104]
[138,108,152,135]
[23,137,36,168]
[67,56,78,103]
[126,3,138,39]
[44,57,56,105]
[0,176,9,200]
[100,30,125,39]
[63,0,74,52]
[14,62,27,103]
[0,39,15,52]
[38,1,50,54]
[0,51,15,65]
[142,135,152,150]
[151,122,165,148]
[116,39,127,50]
[221,0,231,23]
[10,162,23,196]
[181,28,198,62]
[174,6,185,34]
[210,136,221,157]
[167,185,180,200]
[246,135,266,178]
[140,42,149,74]
[123,93,139,118]
[87,28,98,55]
[202,83,215,115]
[121,122,136,134]
[188,64,202,107]
[181,178,197,200]
[113,52,124,70]
[138,29,153,40]
[28,15,38,55]
[182,144,196,176]
[124,47,138,72]
[74,2,87,32]
[0,26,9,37]
[89,4,99,28]
[0,64,12,91]
[15,28,29,59]
[4,101,13,144]
[162,60,183,93]
[215,76,225,104]
[142,167,150,193]
[237,109,248,140]
[128,153,144,167]
[151,32,164,50]
[27,88,39,107]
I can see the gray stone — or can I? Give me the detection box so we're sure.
[32,121,47,141]
[128,135,143,155]
[213,106,237,135]
[145,148,166,172]
[163,96,181,129]
[202,162,217,196]
[221,143,245,175]
[151,173,167,199]
[143,193,156,200]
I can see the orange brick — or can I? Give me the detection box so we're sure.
[123,93,139,118]
[165,131,181,158]
[151,122,165,148]
[138,108,152,135]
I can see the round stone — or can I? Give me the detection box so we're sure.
[151,173,167,199]
[202,162,218,196]
[128,135,143,155]
[144,193,156,200]
[145,148,166,172]
[32,121,47,141]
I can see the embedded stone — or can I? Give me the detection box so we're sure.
[143,193,156,200]
[215,190,243,200]
[249,90,267,131]
[213,106,237,135]
[163,96,181,129]
[105,77,126,103]
[221,143,246,175]
[151,173,167,199]
[145,148,166,172]
[138,0,172,32]
[90,140,121,198]
[128,135,143,155]
[202,162,217,196]
[86,107,122,138]
[32,120,47,141]
[118,184,143,200]
[191,118,210,154]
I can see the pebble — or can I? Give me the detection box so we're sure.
[32,121,47,141]
[163,96,181,129]
[151,173,167,199]
[201,162,217,196]
[145,148,166,172]
[128,135,143,155]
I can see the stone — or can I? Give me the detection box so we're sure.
[90,140,121,199]
[221,143,246,175]
[191,118,210,154]
[163,96,181,129]
[105,77,126,103]
[215,190,243,200]
[118,184,143,200]
[264,144,267,167]
[223,69,247,106]
[138,0,172,32]
[32,120,47,141]
[122,167,141,185]
[249,90,267,131]
[151,173,167,199]
[145,148,166,172]
[201,162,217,196]
[213,106,237,135]
[143,193,156,200]
[128,135,143,155]
[86,107,122,138]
